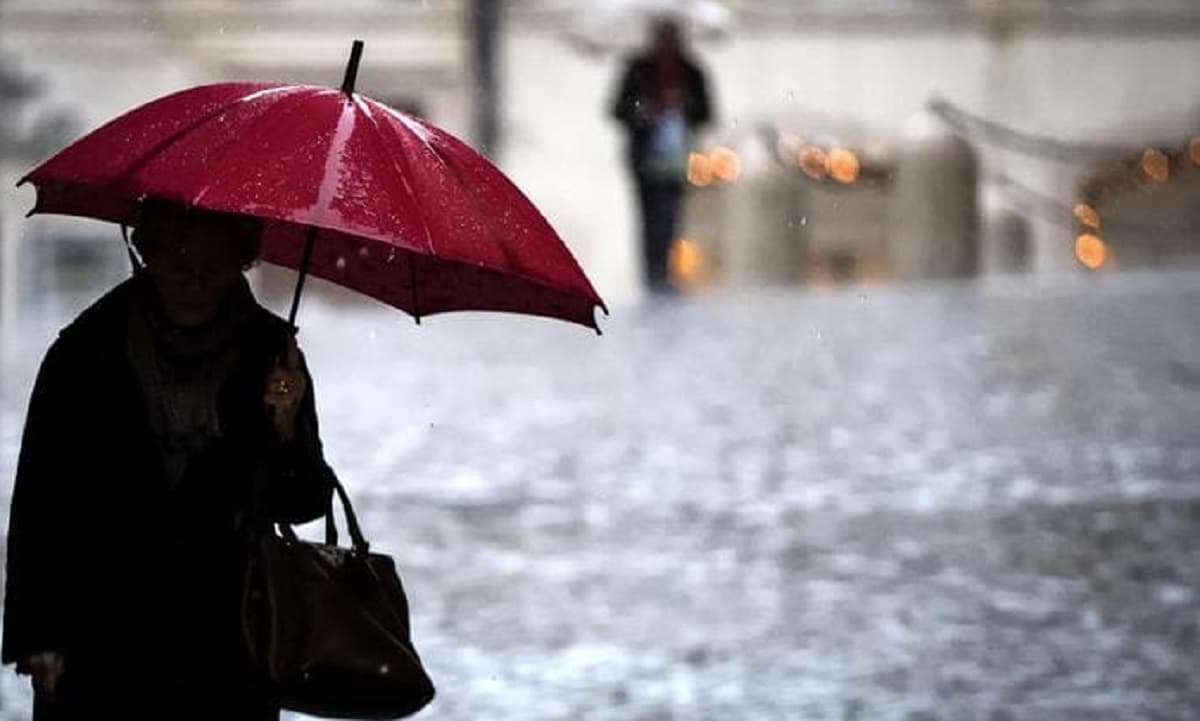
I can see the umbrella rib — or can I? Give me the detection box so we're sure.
[309,95,358,221]
[402,111,597,304]
[354,97,438,257]
[374,103,528,271]
[118,84,305,188]
[369,99,604,310]
[355,97,437,322]
[364,98,604,319]
[193,88,334,206]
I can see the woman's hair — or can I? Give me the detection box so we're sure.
[131,198,263,270]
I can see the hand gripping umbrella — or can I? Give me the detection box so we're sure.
[19,40,607,332]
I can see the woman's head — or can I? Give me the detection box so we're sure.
[131,199,262,327]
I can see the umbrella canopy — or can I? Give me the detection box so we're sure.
[19,43,606,331]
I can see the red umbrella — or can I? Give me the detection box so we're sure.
[19,41,606,331]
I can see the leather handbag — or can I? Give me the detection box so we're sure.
[241,477,435,719]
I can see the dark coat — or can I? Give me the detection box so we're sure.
[610,53,713,172]
[2,277,336,719]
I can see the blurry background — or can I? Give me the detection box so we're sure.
[2,1,1199,720]
[3,0,1200,312]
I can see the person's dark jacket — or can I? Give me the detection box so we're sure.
[1,277,335,717]
[611,53,712,171]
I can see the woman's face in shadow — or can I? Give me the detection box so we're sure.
[142,218,246,328]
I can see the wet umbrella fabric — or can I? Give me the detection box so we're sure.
[19,77,606,330]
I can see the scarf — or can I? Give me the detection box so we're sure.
[126,274,258,489]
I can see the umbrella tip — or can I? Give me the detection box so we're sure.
[341,39,365,95]
[591,303,608,335]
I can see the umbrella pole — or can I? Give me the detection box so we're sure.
[286,40,364,331]
[287,225,318,330]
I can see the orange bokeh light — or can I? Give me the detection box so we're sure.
[709,146,741,183]
[1075,233,1108,270]
[1141,148,1170,183]
[687,152,713,187]
[798,146,828,179]
[827,148,860,184]
[669,237,705,285]
[1072,202,1100,230]
[1189,137,1200,166]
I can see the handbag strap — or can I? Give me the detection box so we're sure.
[278,475,370,556]
[247,456,371,556]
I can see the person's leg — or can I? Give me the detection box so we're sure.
[633,172,659,289]
[646,181,684,292]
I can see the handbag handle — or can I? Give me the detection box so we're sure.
[278,475,370,555]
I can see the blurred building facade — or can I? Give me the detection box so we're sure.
[2,0,1199,323]
[509,0,1200,297]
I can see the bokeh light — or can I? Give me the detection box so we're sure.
[1072,202,1101,230]
[669,237,705,285]
[687,152,713,187]
[775,133,801,164]
[1189,137,1200,166]
[798,145,828,180]
[1075,233,1108,270]
[709,146,741,183]
[827,147,860,184]
[1141,148,1169,183]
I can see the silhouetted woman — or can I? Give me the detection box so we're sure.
[3,199,336,719]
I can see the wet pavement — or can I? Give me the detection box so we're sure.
[2,271,1199,720]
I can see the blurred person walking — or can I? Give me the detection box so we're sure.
[2,200,336,720]
[611,15,713,293]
